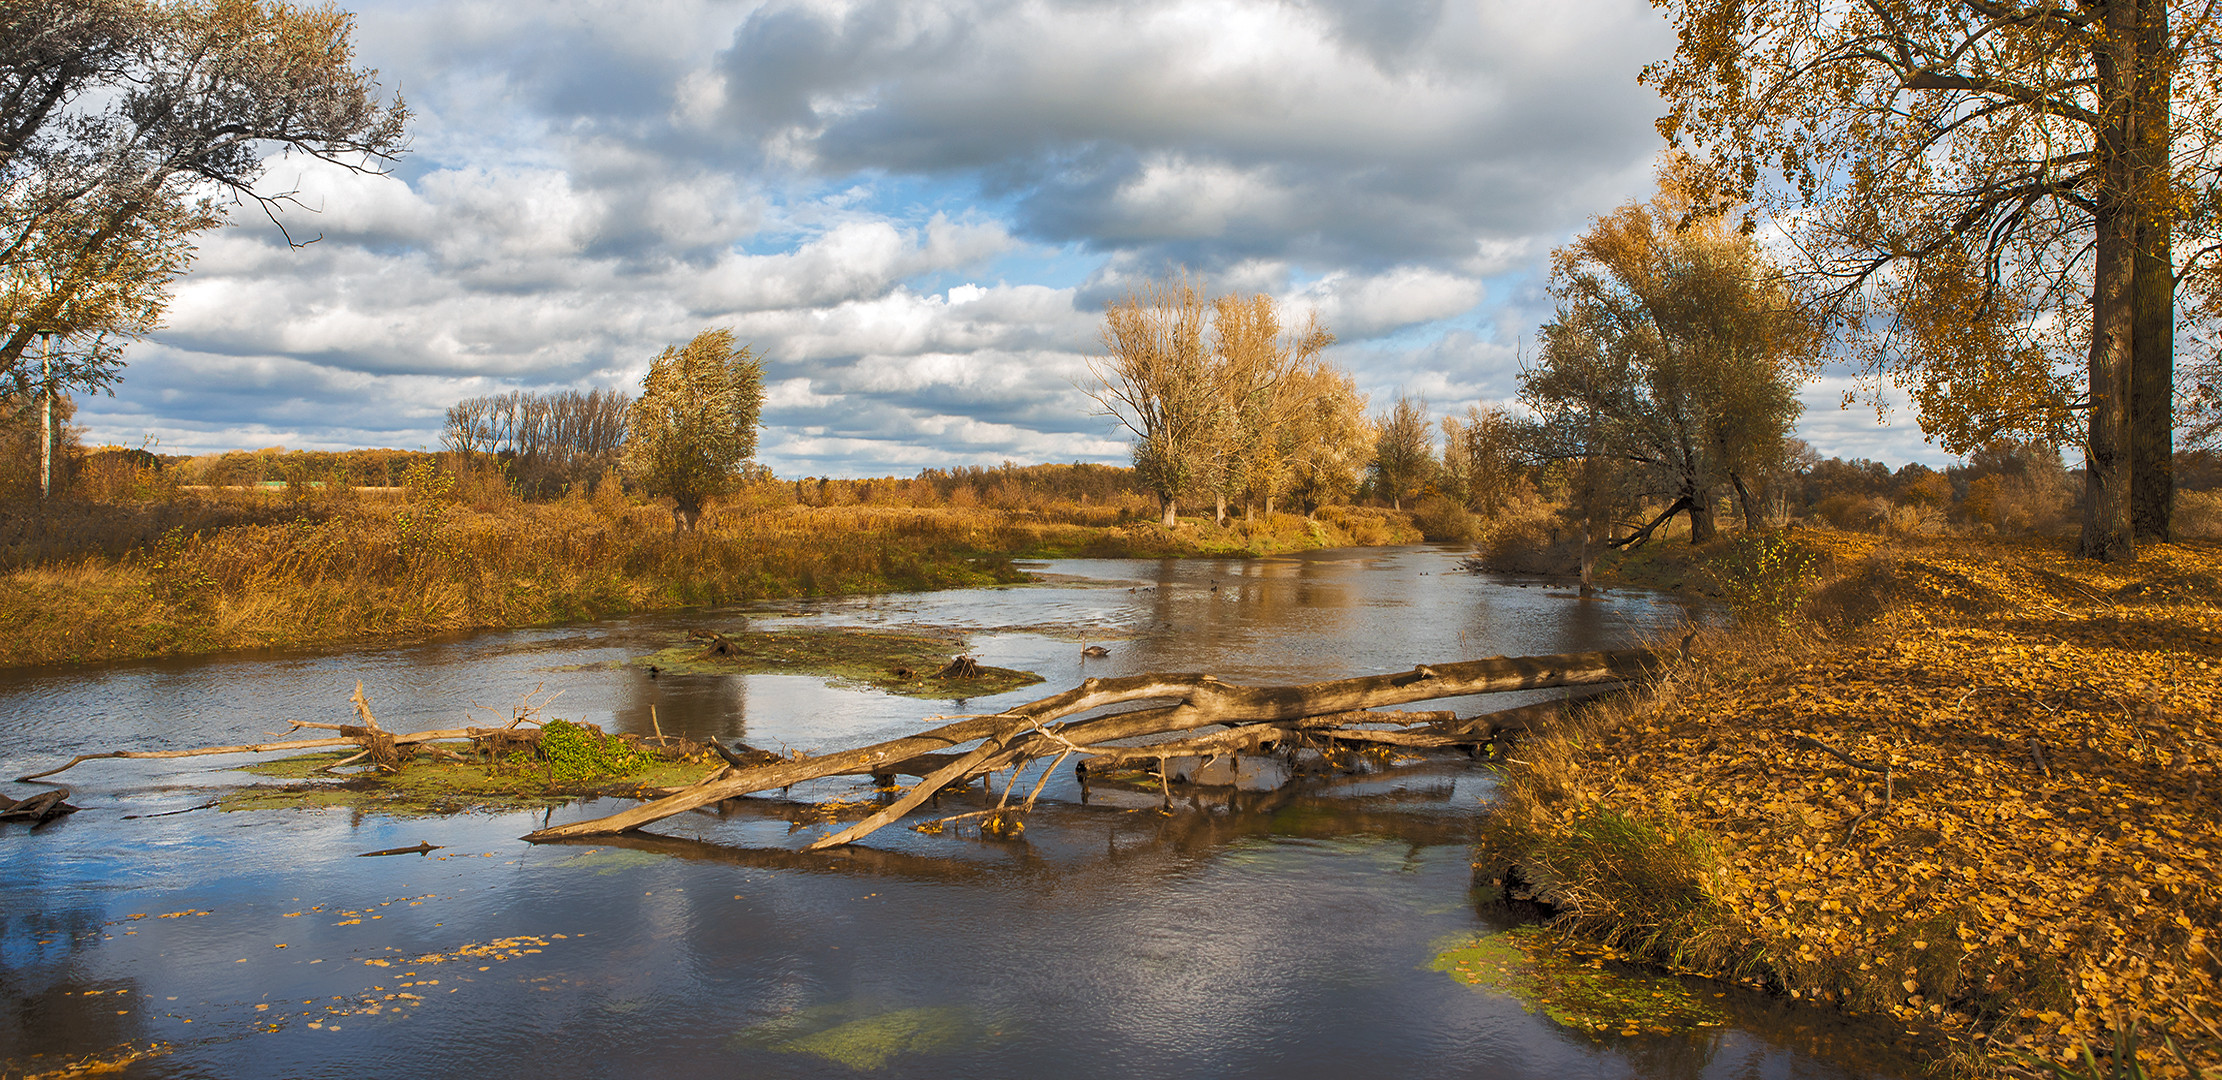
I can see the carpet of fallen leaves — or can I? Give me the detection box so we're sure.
[1488,531,2222,1076]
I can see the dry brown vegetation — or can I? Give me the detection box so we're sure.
[1478,530,2222,1076]
[0,461,1417,669]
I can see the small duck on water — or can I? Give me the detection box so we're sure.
[1081,645,1110,658]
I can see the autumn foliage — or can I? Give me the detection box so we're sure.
[1482,532,2222,1075]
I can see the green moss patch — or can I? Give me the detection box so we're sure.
[1430,925,1727,1037]
[220,748,722,817]
[634,626,1042,698]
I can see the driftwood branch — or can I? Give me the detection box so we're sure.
[524,647,1660,844]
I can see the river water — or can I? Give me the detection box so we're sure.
[0,545,1913,1078]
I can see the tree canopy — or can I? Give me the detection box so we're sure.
[1522,169,1812,545]
[1,0,407,398]
[622,328,765,532]
[1088,276,1344,526]
[1643,0,2222,555]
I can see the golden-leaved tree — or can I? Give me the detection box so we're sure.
[1089,276,1344,526]
[1521,167,1813,546]
[622,329,764,533]
[1643,0,2221,557]
[1198,292,1334,522]
[1,0,407,397]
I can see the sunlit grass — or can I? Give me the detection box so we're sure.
[0,484,1418,667]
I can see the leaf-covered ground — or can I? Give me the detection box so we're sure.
[1482,532,2222,1076]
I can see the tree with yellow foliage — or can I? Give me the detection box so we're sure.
[1643,0,2220,556]
[1522,167,1813,545]
[1,0,407,398]
[622,329,764,533]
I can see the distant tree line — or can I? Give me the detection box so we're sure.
[441,388,631,497]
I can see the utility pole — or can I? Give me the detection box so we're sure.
[40,331,53,499]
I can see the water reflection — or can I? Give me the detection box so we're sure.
[0,546,1915,1080]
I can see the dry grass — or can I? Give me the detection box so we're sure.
[0,484,1418,668]
[1480,531,2222,1077]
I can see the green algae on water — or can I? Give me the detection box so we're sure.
[1429,925,1726,1036]
[632,626,1042,698]
[732,1002,1004,1070]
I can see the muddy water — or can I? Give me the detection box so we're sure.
[0,546,1913,1078]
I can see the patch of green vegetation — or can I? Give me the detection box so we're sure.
[1430,925,1727,1037]
[540,720,660,782]
[217,749,722,817]
[634,626,1042,698]
[733,1003,999,1070]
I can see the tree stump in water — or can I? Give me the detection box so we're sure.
[694,632,744,658]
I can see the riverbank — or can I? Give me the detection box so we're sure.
[1478,530,2222,1076]
[0,491,1417,669]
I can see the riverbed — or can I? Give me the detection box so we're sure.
[0,546,1917,1077]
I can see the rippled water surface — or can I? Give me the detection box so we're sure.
[0,546,1913,1078]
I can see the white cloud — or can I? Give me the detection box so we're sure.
[60,0,1953,473]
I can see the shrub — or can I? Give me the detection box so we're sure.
[2178,490,2222,539]
[1812,492,1889,531]
[1409,493,1478,542]
[1707,529,1824,629]
[1522,807,1736,966]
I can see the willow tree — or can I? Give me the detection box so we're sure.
[1,0,408,395]
[1643,0,2222,557]
[1522,173,1812,545]
[622,329,764,533]
[1087,276,1213,527]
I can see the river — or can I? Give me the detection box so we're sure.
[0,545,1917,1078]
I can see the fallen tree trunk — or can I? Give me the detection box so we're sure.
[16,681,560,782]
[523,646,1660,844]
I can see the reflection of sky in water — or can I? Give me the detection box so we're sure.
[0,546,1687,795]
[0,546,1911,1079]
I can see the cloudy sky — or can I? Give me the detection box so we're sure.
[78,0,1946,474]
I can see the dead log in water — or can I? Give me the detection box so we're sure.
[522,647,1661,845]
[15,681,559,782]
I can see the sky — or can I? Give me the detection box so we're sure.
[75,0,1950,475]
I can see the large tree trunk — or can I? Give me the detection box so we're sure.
[1686,481,1715,543]
[1160,493,1178,528]
[1731,472,1760,533]
[2131,0,2175,542]
[2084,1,2138,563]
